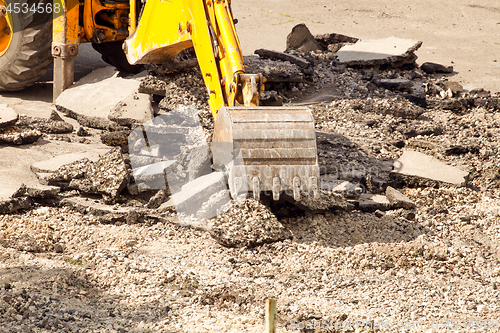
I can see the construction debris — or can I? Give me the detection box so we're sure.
[385,186,416,209]
[391,150,469,187]
[254,49,311,69]
[0,105,18,128]
[286,23,322,52]
[420,61,453,74]
[210,197,291,248]
[335,36,422,68]
[56,66,146,130]
[4,21,500,333]
[108,92,154,128]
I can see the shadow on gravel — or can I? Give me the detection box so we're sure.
[265,131,430,249]
[0,264,172,332]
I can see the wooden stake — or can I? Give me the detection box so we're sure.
[265,298,277,333]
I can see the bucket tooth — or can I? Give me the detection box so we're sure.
[252,177,260,200]
[293,177,301,201]
[272,176,281,200]
[310,176,319,199]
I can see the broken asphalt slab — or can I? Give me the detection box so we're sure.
[171,171,231,223]
[335,37,422,67]
[55,66,149,129]
[0,105,18,128]
[355,194,391,212]
[0,140,112,213]
[31,149,111,174]
[108,93,154,128]
[385,186,416,210]
[391,150,469,187]
[60,196,146,224]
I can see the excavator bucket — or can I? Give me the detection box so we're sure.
[213,106,320,201]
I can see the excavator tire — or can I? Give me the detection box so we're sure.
[92,41,144,74]
[0,0,52,91]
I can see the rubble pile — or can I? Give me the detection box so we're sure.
[210,197,291,248]
[1,23,500,332]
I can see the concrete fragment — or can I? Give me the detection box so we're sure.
[146,189,168,209]
[254,49,311,69]
[420,62,453,74]
[25,185,60,198]
[444,145,479,156]
[375,79,413,91]
[84,148,130,198]
[314,33,359,49]
[49,110,65,122]
[15,115,73,134]
[385,186,415,209]
[440,81,463,97]
[259,90,284,106]
[31,149,110,174]
[335,37,422,67]
[61,197,145,224]
[171,171,230,222]
[55,66,146,129]
[406,83,427,107]
[0,127,41,145]
[292,190,349,212]
[438,98,468,112]
[245,56,305,83]
[469,88,491,98]
[356,194,391,212]
[286,24,321,52]
[392,150,469,186]
[100,130,131,147]
[0,105,18,128]
[108,93,154,127]
[76,127,90,136]
[396,122,443,139]
[0,197,31,214]
[44,158,92,183]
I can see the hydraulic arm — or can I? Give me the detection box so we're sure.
[124,0,320,200]
[123,0,263,116]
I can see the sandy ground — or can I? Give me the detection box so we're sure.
[233,0,500,93]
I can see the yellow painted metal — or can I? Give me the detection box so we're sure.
[53,0,80,46]
[52,0,80,101]
[124,0,265,117]
[129,0,136,35]
[124,0,231,117]
[121,0,320,200]
[0,1,12,57]
[212,0,244,104]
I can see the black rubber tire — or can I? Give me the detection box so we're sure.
[92,41,144,74]
[0,0,53,91]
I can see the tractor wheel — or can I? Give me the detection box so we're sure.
[92,41,144,74]
[0,0,53,91]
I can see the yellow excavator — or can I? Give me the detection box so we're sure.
[0,0,319,200]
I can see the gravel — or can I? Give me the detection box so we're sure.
[2,41,500,332]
